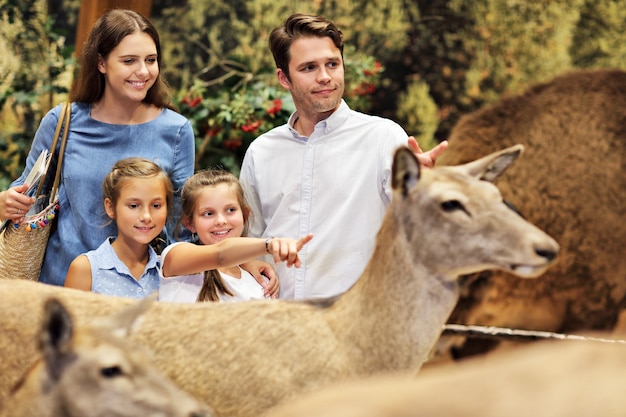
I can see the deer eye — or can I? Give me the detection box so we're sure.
[441,200,464,212]
[101,365,123,378]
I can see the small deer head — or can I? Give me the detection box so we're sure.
[391,144,558,280]
[7,297,213,417]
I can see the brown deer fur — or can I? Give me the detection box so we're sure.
[262,337,626,417]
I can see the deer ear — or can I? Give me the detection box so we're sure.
[40,298,74,381]
[460,144,524,182]
[392,146,421,198]
[93,294,156,339]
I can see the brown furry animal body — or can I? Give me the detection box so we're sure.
[263,337,626,417]
[436,68,626,356]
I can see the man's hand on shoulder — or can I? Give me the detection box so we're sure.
[407,136,449,169]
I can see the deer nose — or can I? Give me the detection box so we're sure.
[536,248,557,262]
[535,240,559,263]
[190,411,212,417]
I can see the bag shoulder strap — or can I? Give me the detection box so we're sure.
[35,102,71,200]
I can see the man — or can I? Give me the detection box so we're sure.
[240,13,447,299]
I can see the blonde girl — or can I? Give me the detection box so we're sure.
[65,157,172,298]
[159,169,312,302]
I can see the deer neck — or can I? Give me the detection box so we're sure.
[331,216,461,372]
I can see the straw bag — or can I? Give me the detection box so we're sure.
[0,102,71,280]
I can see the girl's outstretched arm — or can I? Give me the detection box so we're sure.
[162,234,313,278]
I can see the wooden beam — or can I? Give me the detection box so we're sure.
[75,0,153,57]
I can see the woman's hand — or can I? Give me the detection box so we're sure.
[0,185,35,222]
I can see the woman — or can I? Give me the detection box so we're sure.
[0,9,194,285]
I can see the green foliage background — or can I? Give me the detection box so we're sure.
[1,0,626,183]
